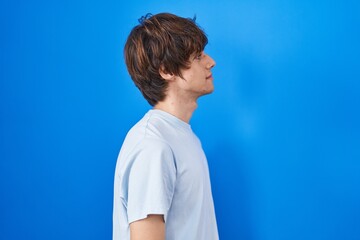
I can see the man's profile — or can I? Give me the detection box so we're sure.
[113,13,218,240]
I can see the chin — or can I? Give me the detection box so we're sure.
[200,88,214,96]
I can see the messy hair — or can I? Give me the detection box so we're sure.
[124,13,208,106]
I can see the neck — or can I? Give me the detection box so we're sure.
[154,95,198,123]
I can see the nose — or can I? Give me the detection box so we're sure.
[205,54,216,69]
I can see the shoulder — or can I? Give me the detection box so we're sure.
[133,137,174,159]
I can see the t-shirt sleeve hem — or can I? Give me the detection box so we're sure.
[128,208,168,224]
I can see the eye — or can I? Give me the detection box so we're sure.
[194,53,203,61]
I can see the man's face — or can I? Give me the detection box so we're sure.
[176,51,216,99]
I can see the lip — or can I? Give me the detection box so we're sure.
[206,74,213,80]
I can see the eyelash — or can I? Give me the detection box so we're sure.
[195,53,203,60]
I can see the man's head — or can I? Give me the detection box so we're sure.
[124,13,208,106]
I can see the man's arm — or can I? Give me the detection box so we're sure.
[130,214,165,240]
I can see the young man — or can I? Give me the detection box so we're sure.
[113,13,218,240]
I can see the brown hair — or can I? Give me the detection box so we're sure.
[124,13,208,106]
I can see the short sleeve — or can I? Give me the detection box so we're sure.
[127,138,176,223]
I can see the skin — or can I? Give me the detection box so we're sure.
[129,51,216,239]
[156,51,216,123]
[130,215,165,240]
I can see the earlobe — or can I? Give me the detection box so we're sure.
[159,66,175,81]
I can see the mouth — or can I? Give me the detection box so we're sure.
[206,74,213,80]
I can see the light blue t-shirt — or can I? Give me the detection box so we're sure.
[113,109,218,240]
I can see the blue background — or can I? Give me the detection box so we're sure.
[1,0,360,239]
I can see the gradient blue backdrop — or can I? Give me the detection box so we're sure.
[1,0,359,239]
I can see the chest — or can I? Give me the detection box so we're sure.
[168,132,211,198]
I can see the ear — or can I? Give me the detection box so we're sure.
[159,66,175,81]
